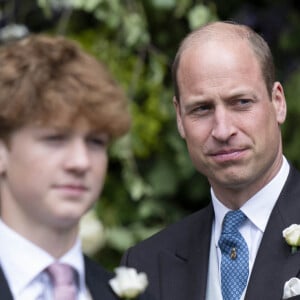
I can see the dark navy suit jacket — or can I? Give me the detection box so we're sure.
[0,256,118,299]
[122,165,300,300]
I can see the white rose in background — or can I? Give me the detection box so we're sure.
[79,209,105,256]
[0,24,29,43]
[283,224,300,253]
[283,277,300,299]
[109,267,148,299]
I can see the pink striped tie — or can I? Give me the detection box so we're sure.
[47,263,77,300]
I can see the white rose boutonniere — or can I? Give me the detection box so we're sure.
[283,224,300,253]
[109,267,149,299]
[283,277,300,299]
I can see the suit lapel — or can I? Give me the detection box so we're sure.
[156,164,300,300]
[158,249,190,300]
[84,256,118,300]
[245,204,291,299]
[159,204,214,300]
[245,165,300,299]
[0,266,13,300]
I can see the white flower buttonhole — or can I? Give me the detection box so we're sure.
[283,224,300,254]
[109,266,149,299]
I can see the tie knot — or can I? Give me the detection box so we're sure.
[46,263,77,300]
[221,210,246,234]
[47,263,76,286]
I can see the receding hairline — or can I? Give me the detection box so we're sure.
[178,22,253,59]
[172,21,275,100]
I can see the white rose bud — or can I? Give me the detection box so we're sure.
[283,224,300,247]
[109,267,148,299]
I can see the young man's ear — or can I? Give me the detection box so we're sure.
[0,140,8,175]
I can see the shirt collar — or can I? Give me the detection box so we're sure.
[0,220,86,296]
[59,239,86,292]
[212,156,290,243]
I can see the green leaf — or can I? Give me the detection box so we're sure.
[187,4,216,30]
[152,0,177,10]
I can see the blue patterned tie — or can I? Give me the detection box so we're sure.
[218,210,249,300]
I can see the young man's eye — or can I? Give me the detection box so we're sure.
[44,134,66,141]
[92,138,105,145]
[88,136,108,148]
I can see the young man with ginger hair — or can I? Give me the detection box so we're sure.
[0,34,130,299]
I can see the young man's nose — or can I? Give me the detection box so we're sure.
[64,140,91,172]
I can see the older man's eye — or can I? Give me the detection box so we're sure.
[239,99,251,105]
[235,98,254,109]
[190,103,214,115]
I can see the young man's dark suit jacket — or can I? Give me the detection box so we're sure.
[122,164,300,300]
[0,256,117,300]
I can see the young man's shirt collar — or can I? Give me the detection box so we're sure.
[0,220,88,299]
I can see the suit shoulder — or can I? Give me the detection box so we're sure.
[126,204,213,253]
[84,255,113,280]
[84,256,120,299]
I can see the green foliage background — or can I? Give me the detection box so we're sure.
[9,0,300,270]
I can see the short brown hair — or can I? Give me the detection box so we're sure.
[172,21,275,101]
[0,34,130,139]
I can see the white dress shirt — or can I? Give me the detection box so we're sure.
[0,220,91,300]
[212,156,290,291]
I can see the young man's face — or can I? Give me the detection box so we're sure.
[0,117,108,237]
